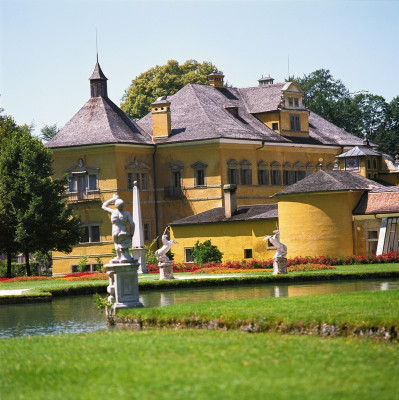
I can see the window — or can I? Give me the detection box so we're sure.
[270,162,281,185]
[71,264,100,273]
[265,236,276,249]
[258,161,269,185]
[68,176,77,192]
[294,98,299,107]
[373,159,377,169]
[227,159,239,185]
[366,230,379,254]
[271,169,281,185]
[80,225,101,243]
[185,248,194,263]
[345,157,359,171]
[191,161,207,187]
[284,170,296,185]
[128,172,148,190]
[367,159,371,170]
[172,170,181,187]
[272,122,279,131]
[288,97,293,107]
[244,249,253,259]
[240,160,252,185]
[88,174,97,190]
[290,115,301,131]
[306,163,315,176]
[143,223,151,241]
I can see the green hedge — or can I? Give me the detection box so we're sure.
[0,262,41,278]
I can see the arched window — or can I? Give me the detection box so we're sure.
[326,162,334,171]
[227,159,239,185]
[293,161,306,182]
[257,161,269,185]
[270,161,282,186]
[283,162,296,185]
[240,159,252,185]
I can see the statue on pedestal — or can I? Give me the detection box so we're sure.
[102,194,135,264]
[102,194,142,311]
[264,230,288,275]
[155,227,178,280]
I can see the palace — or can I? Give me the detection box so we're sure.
[47,61,399,274]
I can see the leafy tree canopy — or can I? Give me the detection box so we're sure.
[291,69,399,157]
[41,124,61,142]
[121,59,223,120]
[0,114,82,276]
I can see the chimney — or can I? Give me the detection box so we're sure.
[208,72,224,88]
[151,96,171,137]
[223,184,237,218]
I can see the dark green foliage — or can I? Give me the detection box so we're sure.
[0,261,40,278]
[40,124,60,142]
[0,115,82,276]
[292,69,399,157]
[121,59,223,119]
[191,240,223,265]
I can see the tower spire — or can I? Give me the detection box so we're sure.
[89,58,108,98]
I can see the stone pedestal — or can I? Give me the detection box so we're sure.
[105,262,143,311]
[159,262,175,280]
[273,257,288,275]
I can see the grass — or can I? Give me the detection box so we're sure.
[1,329,398,400]
[116,289,399,339]
[1,263,399,304]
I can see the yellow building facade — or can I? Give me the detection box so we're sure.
[48,62,390,274]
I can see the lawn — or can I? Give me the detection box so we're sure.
[1,329,398,400]
[116,289,399,339]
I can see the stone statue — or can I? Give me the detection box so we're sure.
[155,227,178,280]
[264,230,288,275]
[155,226,178,264]
[102,194,135,263]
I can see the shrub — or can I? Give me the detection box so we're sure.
[191,240,223,265]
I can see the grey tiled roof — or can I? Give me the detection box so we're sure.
[336,145,382,158]
[46,97,151,148]
[138,83,365,147]
[275,170,382,196]
[170,204,278,226]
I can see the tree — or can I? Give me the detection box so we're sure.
[41,124,60,142]
[291,69,362,136]
[0,115,82,276]
[0,115,23,277]
[121,59,223,120]
[191,240,223,265]
[292,69,398,156]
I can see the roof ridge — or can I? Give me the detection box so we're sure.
[189,84,218,135]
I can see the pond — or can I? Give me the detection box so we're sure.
[1,278,398,338]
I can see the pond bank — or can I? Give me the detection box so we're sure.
[115,289,399,341]
[1,267,399,304]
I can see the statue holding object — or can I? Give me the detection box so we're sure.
[102,194,135,264]
[264,230,288,275]
[156,226,178,280]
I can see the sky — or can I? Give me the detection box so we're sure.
[1,0,398,136]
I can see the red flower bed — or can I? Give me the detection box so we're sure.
[57,272,108,281]
[0,276,53,282]
[287,264,336,272]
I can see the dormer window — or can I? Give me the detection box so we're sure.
[289,97,293,107]
[294,98,299,107]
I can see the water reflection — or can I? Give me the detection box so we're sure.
[1,278,398,338]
